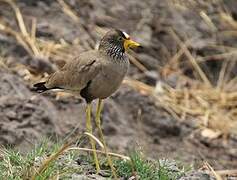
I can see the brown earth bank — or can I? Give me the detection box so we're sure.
[0,0,237,174]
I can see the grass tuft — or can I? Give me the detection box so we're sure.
[115,151,186,180]
[0,139,79,180]
[0,141,188,179]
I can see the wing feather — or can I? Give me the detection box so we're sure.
[45,51,101,91]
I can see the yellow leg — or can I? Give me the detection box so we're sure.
[86,103,100,173]
[95,99,117,179]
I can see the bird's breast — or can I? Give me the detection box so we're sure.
[89,58,129,99]
[102,59,129,81]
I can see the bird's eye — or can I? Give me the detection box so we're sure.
[118,37,123,41]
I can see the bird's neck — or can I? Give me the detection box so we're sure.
[99,42,125,60]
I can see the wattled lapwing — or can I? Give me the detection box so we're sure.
[34,29,140,178]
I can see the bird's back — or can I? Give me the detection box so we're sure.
[45,50,101,92]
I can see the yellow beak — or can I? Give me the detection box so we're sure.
[124,39,141,50]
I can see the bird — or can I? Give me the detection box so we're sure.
[33,29,140,178]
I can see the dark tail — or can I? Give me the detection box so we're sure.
[33,82,49,92]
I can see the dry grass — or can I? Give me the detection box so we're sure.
[57,0,80,23]
[1,0,236,137]
[0,0,78,70]
[124,27,237,139]
[123,0,237,138]
[124,76,237,137]
[124,28,237,137]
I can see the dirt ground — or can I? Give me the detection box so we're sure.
[0,0,237,173]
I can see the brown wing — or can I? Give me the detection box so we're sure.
[45,50,101,91]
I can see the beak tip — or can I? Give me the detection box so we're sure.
[124,39,141,50]
[136,44,143,49]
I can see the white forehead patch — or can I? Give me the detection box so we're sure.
[122,31,130,39]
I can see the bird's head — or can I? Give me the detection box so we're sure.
[99,29,141,59]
